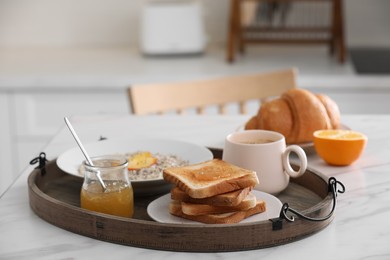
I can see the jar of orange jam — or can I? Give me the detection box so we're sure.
[80,155,134,218]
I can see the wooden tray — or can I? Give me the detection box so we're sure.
[28,157,337,252]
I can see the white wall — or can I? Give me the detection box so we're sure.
[0,0,142,47]
[0,0,389,48]
[344,0,390,47]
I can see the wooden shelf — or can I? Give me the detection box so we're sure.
[227,0,346,63]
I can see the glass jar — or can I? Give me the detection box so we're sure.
[80,155,134,218]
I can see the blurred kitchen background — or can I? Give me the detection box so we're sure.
[0,0,390,194]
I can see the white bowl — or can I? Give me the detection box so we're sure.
[57,137,214,196]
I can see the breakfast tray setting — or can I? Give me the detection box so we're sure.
[28,152,345,252]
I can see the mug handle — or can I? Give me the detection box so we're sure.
[282,145,307,178]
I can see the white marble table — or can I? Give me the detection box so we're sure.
[1,114,390,259]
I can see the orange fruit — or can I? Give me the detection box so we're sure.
[128,152,157,170]
[313,129,367,166]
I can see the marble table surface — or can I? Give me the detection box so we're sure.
[1,114,389,260]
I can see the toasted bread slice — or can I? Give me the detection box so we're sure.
[181,193,257,216]
[163,159,259,198]
[169,200,266,224]
[171,186,251,207]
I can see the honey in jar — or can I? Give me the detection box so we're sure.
[80,155,134,218]
[81,180,134,217]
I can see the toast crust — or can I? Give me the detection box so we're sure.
[171,186,251,207]
[163,159,259,198]
[181,193,257,216]
[169,200,266,224]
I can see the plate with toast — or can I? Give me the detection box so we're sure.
[148,159,283,224]
[148,190,282,225]
[57,137,214,196]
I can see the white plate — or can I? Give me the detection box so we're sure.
[57,138,214,196]
[147,190,283,224]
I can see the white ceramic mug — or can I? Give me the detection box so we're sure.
[222,130,307,194]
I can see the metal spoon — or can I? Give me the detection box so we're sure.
[64,117,107,191]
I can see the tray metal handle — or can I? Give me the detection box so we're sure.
[271,177,345,230]
[30,152,48,175]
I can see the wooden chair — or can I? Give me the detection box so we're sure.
[226,0,346,63]
[128,68,297,115]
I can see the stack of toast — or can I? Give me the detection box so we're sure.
[163,159,266,224]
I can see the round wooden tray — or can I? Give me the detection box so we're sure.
[28,158,338,252]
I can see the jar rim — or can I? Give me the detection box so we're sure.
[83,155,128,170]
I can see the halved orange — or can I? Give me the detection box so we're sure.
[313,129,367,166]
[128,152,157,170]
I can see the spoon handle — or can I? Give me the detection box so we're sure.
[64,117,93,165]
[64,117,107,191]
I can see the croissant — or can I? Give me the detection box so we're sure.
[245,88,340,144]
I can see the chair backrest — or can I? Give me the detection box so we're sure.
[128,68,297,115]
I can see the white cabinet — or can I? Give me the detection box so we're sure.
[311,88,390,114]
[0,94,14,195]
[0,89,129,195]
[13,91,129,137]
